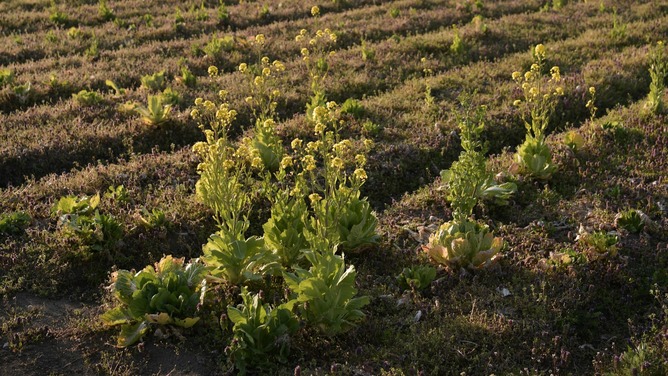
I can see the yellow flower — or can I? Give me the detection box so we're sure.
[309,193,322,203]
[255,34,265,45]
[326,101,337,110]
[353,168,367,180]
[314,122,325,134]
[254,76,264,86]
[535,43,546,57]
[331,157,344,170]
[316,30,324,38]
[295,35,304,42]
[301,48,309,56]
[272,60,285,71]
[291,138,303,150]
[194,97,203,106]
[529,87,539,98]
[555,87,564,96]
[251,157,263,169]
[311,5,320,17]
[223,159,235,170]
[550,66,560,81]
[190,108,200,118]
[363,139,374,150]
[280,156,293,169]
[354,154,366,165]
[261,56,269,64]
[524,71,533,81]
[300,29,307,36]
[239,63,247,73]
[530,63,539,72]
[218,90,228,100]
[263,119,276,128]
[588,86,596,95]
[208,66,218,77]
[303,155,316,171]
[245,96,253,104]
[262,67,271,76]
[512,71,522,81]
[513,99,522,106]
[271,89,280,97]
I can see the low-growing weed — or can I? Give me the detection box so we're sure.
[203,35,235,59]
[614,209,647,234]
[0,211,31,235]
[576,229,618,260]
[101,256,207,347]
[397,265,437,292]
[72,90,103,106]
[0,69,15,88]
[98,0,115,22]
[140,71,166,92]
[134,95,172,126]
[646,41,667,115]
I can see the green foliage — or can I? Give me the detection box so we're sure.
[606,342,666,376]
[51,194,123,252]
[440,97,516,219]
[203,35,235,58]
[646,41,667,115]
[360,39,375,62]
[104,185,129,203]
[340,98,365,119]
[512,44,562,179]
[134,95,172,126]
[226,287,299,374]
[397,265,437,292]
[614,209,646,233]
[72,90,103,106]
[576,229,618,260]
[160,87,181,106]
[283,249,369,336]
[389,7,400,18]
[333,195,379,251]
[450,26,466,58]
[105,80,125,98]
[12,82,32,103]
[361,119,382,137]
[514,135,557,179]
[0,211,31,235]
[564,130,584,151]
[177,66,197,88]
[424,219,502,270]
[251,119,284,172]
[610,9,627,42]
[138,208,168,229]
[202,233,278,285]
[101,256,207,347]
[49,1,70,26]
[84,37,99,60]
[217,1,229,22]
[0,69,15,88]
[262,193,309,267]
[140,71,167,92]
[98,0,115,22]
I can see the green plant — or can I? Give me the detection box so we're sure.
[576,229,618,260]
[262,191,309,268]
[450,26,466,58]
[217,0,229,22]
[143,13,153,27]
[340,98,365,119]
[160,87,181,106]
[295,28,337,121]
[646,41,667,115]
[177,66,197,88]
[134,95,172,126]
[226,287,299,374]
[0,211,31,235]
[72,90,103,106]
[105,80,125,98]
[49,1,70,26]
[174,7,185,28]
[12,82,32,103]
[202,233,278,285]
[51,194,123,252]
[44,30,58,44]
[360,38,375,62]
[614,209,647,233]
[98,0,115,21]
[361,120,382,137]
[138,208,168,229]
[439,97,516,215]
[283,249,369,336]
[610,8,627,42]
[193,2,208,21]
[397,265,437,292]
[389,7,400,18]
[564,130,584,151]
[203,35,234,59]
[511,44,563,179]
[0,69,15,88]
[140,71,166,92]
[67,27,82,39]
[424,219,502,270]
[101,256,207,347]
[104,185,129,203]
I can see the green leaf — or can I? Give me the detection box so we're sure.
[117,321,149,347]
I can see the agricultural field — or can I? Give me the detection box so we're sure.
[1,0,667,374]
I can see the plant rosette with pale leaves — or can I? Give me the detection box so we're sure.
[101,255,208,347]
[513,135,557,180]
[424,219,502,270]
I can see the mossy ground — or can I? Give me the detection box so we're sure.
[1,0,667,375]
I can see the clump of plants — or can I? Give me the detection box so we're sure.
[0,211,31,235]
[0,69,15,88]
[134,95,172,126]
[576,227,618,260]
[140,71,167,92]
[397,265,437,292]
[614,209,649,234]
[51,194,123,254]
[425,96,509,270]
[511,44,564,180]
[101,256,208,347]
[72,89,103,106]
[645,41,667,115]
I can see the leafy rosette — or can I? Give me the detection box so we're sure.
[262,196,309,267]
[515,136,557,180]
[202,232,279,285]
[226,287,299,374]
[424,219,502,270]
[101,255,207,347]
[283,250,369,336]
[336,196,379,251]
